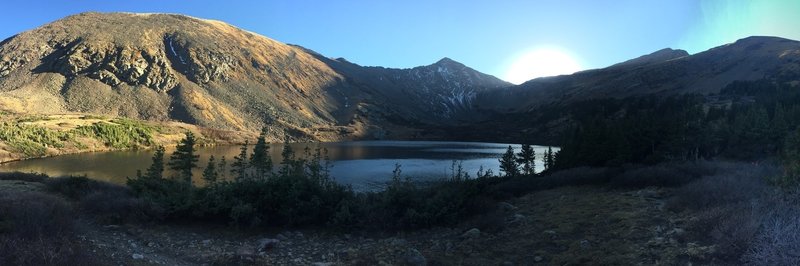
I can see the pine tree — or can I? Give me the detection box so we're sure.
[141,146,165,179]
[516,144,536,175]
[218,156,227,180]
[168,132,199,185]
[250,128,273,179]
[499,145,520,177]
[231,141,249,181]
[279,142,296,177]
[202,155,219,185]
[544,146,554,170]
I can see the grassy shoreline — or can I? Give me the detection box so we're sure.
[0,113,256,163]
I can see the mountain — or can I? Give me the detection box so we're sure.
[0,12,508,141]
[2,12,800,144]
[475,36,800,113]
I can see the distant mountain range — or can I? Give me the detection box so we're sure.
[1,12,799,142]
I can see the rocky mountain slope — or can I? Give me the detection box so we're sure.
[0,12,508,141]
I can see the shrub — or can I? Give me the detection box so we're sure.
[0,236,100,266]
[610,164,694,188]
[79,190,155,224]
[708,202,764,260]
[0,191,74,238]
[666,161,784,263]
[0,172,48,183]
[0,191,98,266]
[666,163,775,212]
[742,204,800,265]
[74,119,154,149]
[45,175,125,200]
[488,166,613,198]
[0,122,75,157]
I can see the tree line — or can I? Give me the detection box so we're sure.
[551,79,800,184]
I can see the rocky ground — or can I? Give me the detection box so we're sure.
[67,186,714,265]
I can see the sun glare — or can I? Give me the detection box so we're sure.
[504,47,583,84]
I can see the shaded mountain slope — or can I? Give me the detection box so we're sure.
[476,36,800,113]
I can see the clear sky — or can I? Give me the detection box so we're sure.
[1,1,799,84]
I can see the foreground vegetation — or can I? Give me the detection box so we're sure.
[3,158,799,264]
[5,79,800,263]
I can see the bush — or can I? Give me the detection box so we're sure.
[611,164,694,188]
[45,175,126,200]
[74,119,155,149]
[666,163,776,212]
[708,203,764,260]
[0,122,76,157]
[79,190,155,224]
[0,191,98,266]
[0,236,100,266]
[742,204,800,265]
[665,161,784,263]
[488,167,613,198]
[0,191,74,238]
[0,172,48,183]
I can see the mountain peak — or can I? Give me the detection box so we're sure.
[432,57,464,67]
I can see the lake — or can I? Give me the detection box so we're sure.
[0,141,557,191]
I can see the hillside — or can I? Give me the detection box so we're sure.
[0,12,509,143]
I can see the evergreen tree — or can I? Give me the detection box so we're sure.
[218,156,227,180]
[250,128,273,179]
[202,155,219,185]
[279,142,296,176]
[499,145,520,177]
[141,146,165,179]
[544,146,554,170]
[231,141,249,181]
[168,132,199,185]
[516,144,536,175]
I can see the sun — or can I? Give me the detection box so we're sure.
[504,47,583,84]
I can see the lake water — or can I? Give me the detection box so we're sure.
[0,141,556,190]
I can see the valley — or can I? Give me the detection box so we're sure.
[1,10,800,266]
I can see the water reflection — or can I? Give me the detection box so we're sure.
[0,141,557,191]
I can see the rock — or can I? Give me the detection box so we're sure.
[668,228,686,237]
[276,233,289,241]
[236,246,255,257]
[391,238,408,246]
[534,256,543,262]
[580,239,591,249]
[498,202,518,212]
[461,228,481,239]
[403,248,427,266]
[132,253,144,260]
[256,238,280,251]
[507,214,526,226]
[202,239,212,245]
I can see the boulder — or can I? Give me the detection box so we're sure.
[256,238,280,251]
[461,228,481,239]
[403,248,427,266]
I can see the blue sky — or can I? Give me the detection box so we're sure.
[1,1,799,83]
